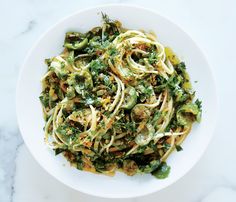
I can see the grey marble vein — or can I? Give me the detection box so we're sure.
[9,143,24,202]
[19,20,37,35]
[0,127,23,202]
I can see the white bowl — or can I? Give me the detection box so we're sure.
[16,4,217,198]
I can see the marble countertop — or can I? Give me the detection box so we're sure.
[1,0,236,201]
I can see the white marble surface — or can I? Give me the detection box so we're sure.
[0,0,236,201]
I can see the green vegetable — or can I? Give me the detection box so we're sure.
[163,143,171,150]
[108,47,118,56]
[152,111,161,124]
[67,70,93,95]
[123,160,138,176]
[55,125,74,144]
[64,38,88,50]
[54,148,65,155]
[76,153,84,170]
[39,94,49,108]
[94,158,106,172]
[67,51,74,64]
[176,62,186,72]
[66,86,75,99]
[124,122,136,132]
[176,103,202,126]
[148,52,158,64]
[135,124,155,146]
[141,160,160,173]
[49,59,68,79]
[89,59,107,76]
[195,99,202,109]
[103,75,111,86]
[122,86,137,109]
[136,84,154,102]
[131,105,151,122]
[152,162,171,179]
[54,86,64,100]
[175,145,183,152]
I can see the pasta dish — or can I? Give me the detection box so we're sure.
[40,15,201,178]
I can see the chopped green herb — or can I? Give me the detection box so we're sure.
[175,145,183,152]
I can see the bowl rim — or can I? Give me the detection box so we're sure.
[16,3,218,198]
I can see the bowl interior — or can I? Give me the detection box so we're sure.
[16,5,217,198]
